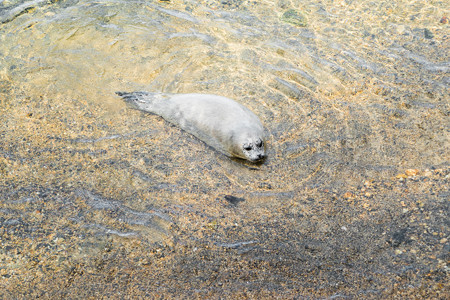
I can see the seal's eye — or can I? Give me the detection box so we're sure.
[243,145,252,151]
[256,140,263,148]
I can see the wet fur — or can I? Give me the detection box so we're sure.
[116,92,266,161]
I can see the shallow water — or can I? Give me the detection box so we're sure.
[0,0,449,297]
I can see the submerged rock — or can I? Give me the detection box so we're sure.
[424,28,434,39]
[281,9,307,27]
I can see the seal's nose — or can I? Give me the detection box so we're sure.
[257,153,266,160]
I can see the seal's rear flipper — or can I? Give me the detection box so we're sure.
[116,91,168,113]
[116,91,151,102]
[116,91,150,109]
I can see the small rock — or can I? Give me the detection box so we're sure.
[396,25,407,34]
[140,258,151,266]
[277,0,291,9]
[343,192,354,199]
[405,169,419,176]
[364,180,372,187]
[224,195,245,205]
[440,16,448,24]
[396,173,408,179]
[258,182,272,189]
[281,9,307,27]
[424,28,433,39]
[439,238,447,244]
[423,169,433,177]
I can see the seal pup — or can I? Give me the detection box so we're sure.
[116,92,266,162]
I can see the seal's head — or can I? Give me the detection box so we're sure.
[241,137,266,162]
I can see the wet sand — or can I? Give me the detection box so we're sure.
[1,168,448,298]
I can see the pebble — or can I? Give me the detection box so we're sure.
[281,9,307,27]
[396,173,407,179]
[343,192,354,199]
[423,28,433,39]
[405,169,419,176]
[423,169,432,177]
[395,25,407,34]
